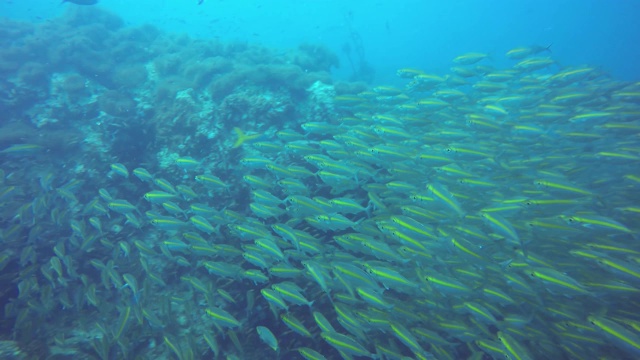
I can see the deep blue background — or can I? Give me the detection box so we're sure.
[2,0,639,83]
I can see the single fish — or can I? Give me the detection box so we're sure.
[256,326,278,352]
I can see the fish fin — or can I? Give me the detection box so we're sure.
[232,127,246,148]
[232,127,262,148]
[364,200,373,218]
[499,259,513,270]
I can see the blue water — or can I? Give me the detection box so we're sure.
[1,1,640,359]
[2,0,640,83]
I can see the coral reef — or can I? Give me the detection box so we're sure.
[0,4,637,360]
[0,6,354,359]
[305,81,336,122]
[61,73,89,96]
[290,43,340,72]
[97,90,137,117]
[17,62,50,89]
[334,80,369,95]
[111,64,148,89]
[219,89,295,128]
[182,56,233,89]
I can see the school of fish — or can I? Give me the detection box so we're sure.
[1,46,640,359]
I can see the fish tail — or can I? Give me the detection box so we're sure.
[232,127,247,148]
[327,293,335,307]
[232,127,261,148]
[364,200,373,218]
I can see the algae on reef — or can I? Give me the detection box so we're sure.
[0,5,354,360]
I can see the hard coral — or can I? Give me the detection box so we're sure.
[0,122,33,149]
[0,121,82,154]
[225,41,250,56]
[181,40,223,60]
[35,128,84,154]
[153,53,183,77]
[210,64,327,101]
[306,81,337,122]
[235,46,272,65]
[63,6,123,30]
[113,24,161,47]
[208,66,255,100]
[61,74,88,96]
[220,90,293,128]
[0,19,32,46]
[108,40,151,65]
[70,47,115,87]
[17,62,51,89]
[76,23,113,45]
[0,46,29,73]
[334,81,369,95]
[183,56,233,89]
[111,64,148,90]
[47,34,93,69]
[98,90,137,117]
[154,76,194,103]
[252,64,303,88]
[291,43,340,72]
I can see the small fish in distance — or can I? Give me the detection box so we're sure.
[62,0,98,4]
